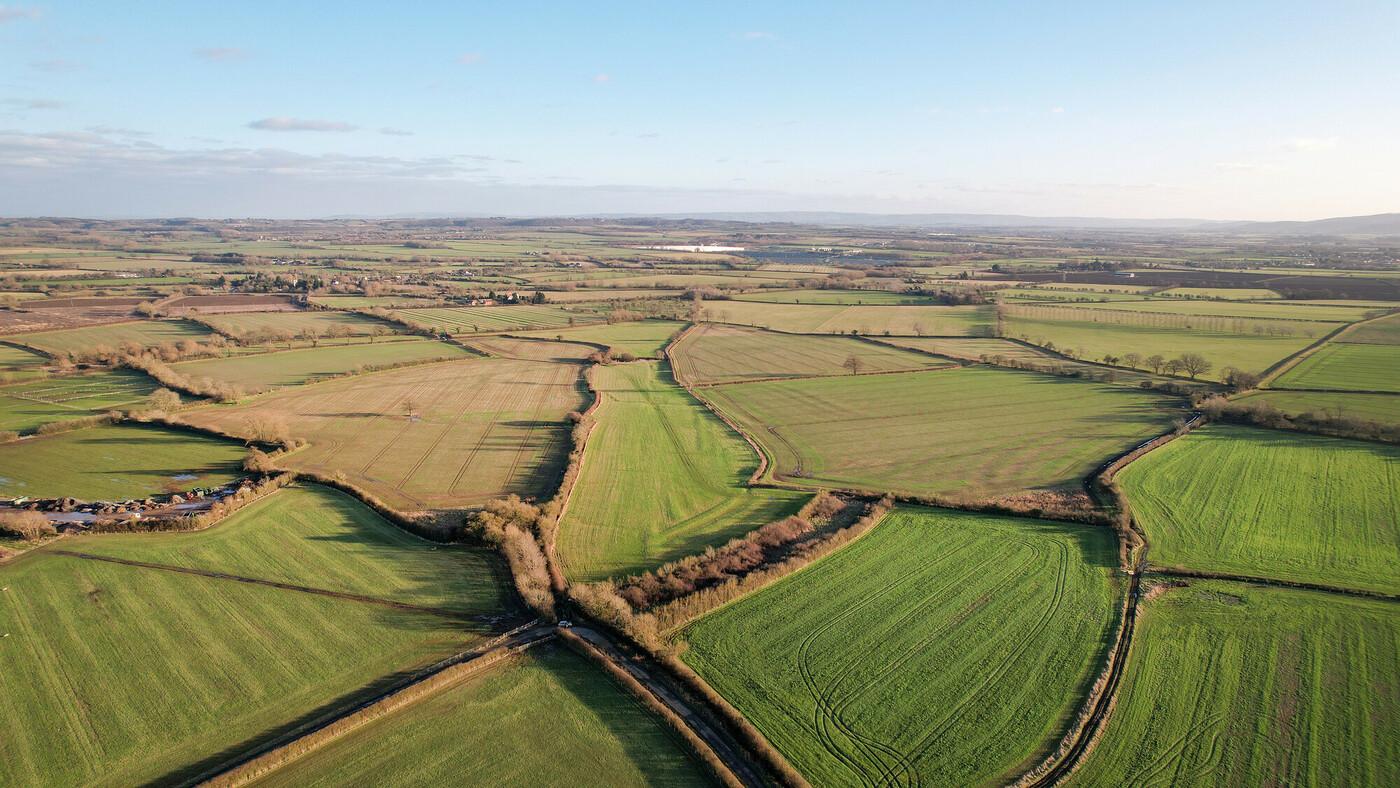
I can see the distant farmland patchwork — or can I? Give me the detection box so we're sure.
[391,305,597,333]
[683,507,1119,787]
[172,339,473,392]
[698,301,994,336]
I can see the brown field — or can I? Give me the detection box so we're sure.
[162,294,301,314]
[183,358,587,511]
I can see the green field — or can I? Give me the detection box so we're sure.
[1004,313,1316,380]
[173,339,472,392]
[0,488,507,786]
[1038,298,1373,323]
[731,289,942,305]
[15,319,213,356]
[73,485,510,612]
[1118,425,1400,594]
[309,295,438,309]
[701,366,1177,498]
[1071,580,1399,787]
[1242,390,1400,425]
[0,343,48,371]
[391,305,596,333]
[0,423,245,501]
[253,644,711,787]
[517,319,687,358]
[670,324,950,385]
[1340,312,1400,344]
[557,361,805,582]
[682,507,1119,787]
[198,311,396,339]
[0,369,164,432]
[995,287,1150,303]
[700,301,993,336]
[184,358,585,511]
[880,336,1053,362]
[1272,341,1400,392]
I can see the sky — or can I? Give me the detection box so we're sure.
[1,0,1397,220]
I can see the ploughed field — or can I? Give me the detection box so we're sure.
[556,361,805,582]
[670,324,951,386]
[183,358,586,511]
[699,366,1178,498]
[0,422,246,501]
[0,485,511,787]
[252,644,712,788]
[682,507,1120,787]
[1116,424,1400,594]
[1070,580,1400,787]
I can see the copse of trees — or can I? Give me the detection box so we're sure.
[0,510,57,542]
[1195,394,1400,443]
[464,495,557,618]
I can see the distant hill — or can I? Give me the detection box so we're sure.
[631,211,1215,230]
[1216,213,1400,237]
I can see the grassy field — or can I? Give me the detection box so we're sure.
[15,319,213,356]
[172,339,473,392]
[0,343,48,370]
[184,358,585,511]
[1070,580,1399,787]
[391,305,596,333]
[0,369,164,432]
[731,289,942,305]
[72,485,511,612]
[670,324,950,385]
[701,366,1177,498]
[1242,390,1400,425]
[1156,287,1282,299]
[557,362,805,582]
[1118,425,1400,594]
[699,301,993,336]
[309,295,439,309]
[0,493,506,786]
[0,423,246,501]
[1339,311,1400,344]
[880,336,1053,362]
[1038,298,1373,323]
[517,319,687,358]
[682,507,1119,787]
[1003,314,1316,380]
[1272,341,1400,392]
[536,288,676,303]
[253,644,711,787]
[198,311,396,338]
[995,287,1151,303]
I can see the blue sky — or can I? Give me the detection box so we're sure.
[1,1,1396,219]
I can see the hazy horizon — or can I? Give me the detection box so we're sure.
[2,1,1396,220]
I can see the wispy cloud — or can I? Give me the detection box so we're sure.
[379,127,414,136]
[593,73,611,83]
[0,5,40,23]
[86,125,151,138]
[0,129,506,180]
[248,117,357,132]
[739,31,775,40]
[31,59,85,73]
[1050,106,1065,114]
[3,98,66,110]
[1285,136,1339,152]
[456,52,484,65]
[195,47,248,62]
